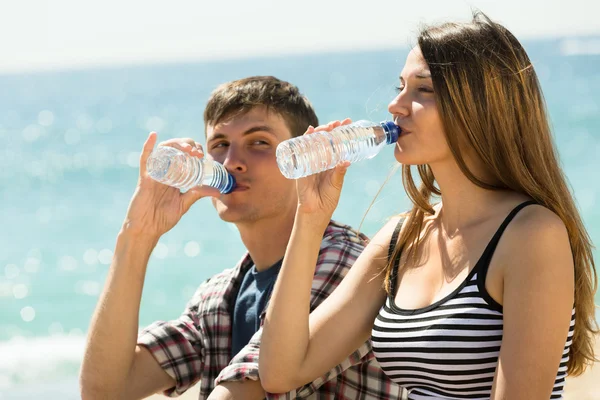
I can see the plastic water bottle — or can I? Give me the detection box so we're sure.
[146,146,236,194]
[276,120,400,179]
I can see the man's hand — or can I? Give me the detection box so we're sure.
[207,380,266,400]
[122,132,220,238]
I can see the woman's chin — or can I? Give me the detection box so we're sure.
[393,151,418,166]
[393,144,432,166]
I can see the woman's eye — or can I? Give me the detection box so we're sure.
[395,84,434,94]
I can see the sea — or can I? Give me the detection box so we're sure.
[1,37,599,399]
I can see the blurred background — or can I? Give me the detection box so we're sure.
[1,0,599,398]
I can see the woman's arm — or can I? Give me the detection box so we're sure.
[259,213,400,394]
[491,206,575,399]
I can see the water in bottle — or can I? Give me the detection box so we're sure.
[146,146,236,194]
[276,120,400,179]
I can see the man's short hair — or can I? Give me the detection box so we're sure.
[204,76,319,138]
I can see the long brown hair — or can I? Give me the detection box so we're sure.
[384,12,598,375]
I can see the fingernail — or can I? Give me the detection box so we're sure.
[308,125,314,129]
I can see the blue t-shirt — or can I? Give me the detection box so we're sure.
[231,259,282,358]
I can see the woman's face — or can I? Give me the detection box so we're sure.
[388,46,452,166]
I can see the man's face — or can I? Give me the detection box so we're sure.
[205,106,298,224]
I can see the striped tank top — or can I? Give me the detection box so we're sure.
[371,201,575,399]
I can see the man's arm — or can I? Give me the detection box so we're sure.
[211,328,264,397]
[79,133,213,399]
[79,231,176,399]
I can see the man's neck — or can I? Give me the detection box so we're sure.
[235,208,298,272]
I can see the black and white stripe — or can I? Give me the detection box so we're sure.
[371,271,575,400]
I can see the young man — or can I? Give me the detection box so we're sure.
[79,76,401,399]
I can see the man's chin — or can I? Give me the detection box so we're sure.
[213,202,247,223]
[216,211,241,223]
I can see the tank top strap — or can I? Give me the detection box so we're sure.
[388,217,405,289]
[476,200,538,276]
[388,217,404,262]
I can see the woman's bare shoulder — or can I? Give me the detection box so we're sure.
[501,204,572,276]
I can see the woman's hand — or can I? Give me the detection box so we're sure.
[295,119,352,224]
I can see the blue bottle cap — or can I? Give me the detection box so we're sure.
[221,174,236,194]
[380,121,400,144]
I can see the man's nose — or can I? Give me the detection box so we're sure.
[222,145,247,173]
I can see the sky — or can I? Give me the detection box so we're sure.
[1,0,599,73]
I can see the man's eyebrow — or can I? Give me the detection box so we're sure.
[207,125,277,142]
[242,125,277,136]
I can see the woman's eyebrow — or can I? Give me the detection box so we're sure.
[399,71,432,81]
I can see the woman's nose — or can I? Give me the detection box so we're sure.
[388,92,410,117]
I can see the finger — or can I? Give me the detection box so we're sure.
[314,120,343,132]
[161,141,193,154]
[313,122,334,132]
[184,141,204,158]
[140,132,158,175]
[159,138,202,157]
[180,185,220,213]
[193,142,205,158]
[331,160,351,189]
[303,125,316,135]
[340,118,352,126]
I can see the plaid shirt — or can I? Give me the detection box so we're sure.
[138,220,403,399]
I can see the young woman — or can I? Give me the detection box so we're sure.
[259,12,597,400]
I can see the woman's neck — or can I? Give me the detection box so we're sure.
[429,159,517,234]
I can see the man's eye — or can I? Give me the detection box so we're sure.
[395,86,404,93]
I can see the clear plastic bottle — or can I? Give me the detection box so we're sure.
[146,146,236,193]
[276,120,400,179]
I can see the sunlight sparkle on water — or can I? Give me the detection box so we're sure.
[64,128,81,145]
[126,152,140,168]
[24,257,40,274]
[153,242,169,259]
[12,284,28,299]
[83,249,98,265]
[184,241,201,257]
[37,110,54,127]
[20,306,35,322]
[96,117,113,134]
[58,256,78,272]
[4,264,19,280]
[145,116,166,132]
[22,124,43,142]
[48,322,64,336]
[97,249,113,265]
